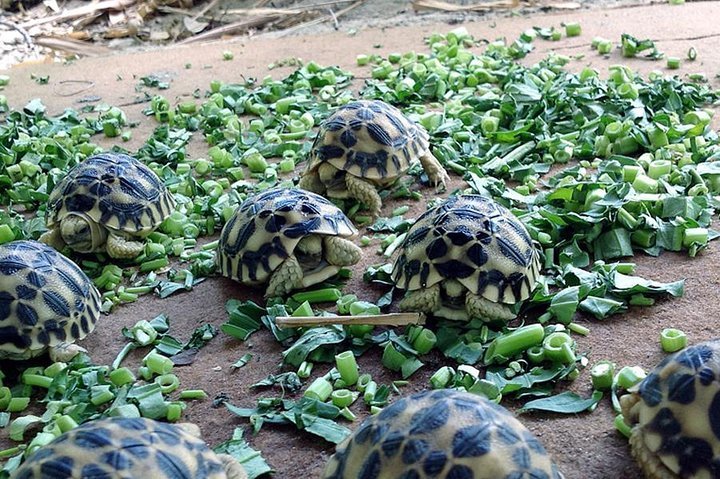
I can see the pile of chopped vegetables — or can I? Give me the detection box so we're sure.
[0,22,719,478]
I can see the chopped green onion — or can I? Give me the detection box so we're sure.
[381,343,407,372]
[297,361,314,379]
[660,328,688,352]
[430,366,455,389]
[411,328,437,354]
[591,361,615,390]
[526,346,545,364]
[615,414,633,438]
[90,385,115,406]
[144,351,174,375]
[6,397,30,412]
[166,402,184,422]
[564,22,581,37]
[542,332,576,364]
[335,351,359,386]
[616,366,646,390]
[109,367,136,387]
[22,374,53,389]
[331,389,355,408]
[291,288,342,304]
[304,377,333,402]
[357,373,372,393]
[339,407,357,422]
[155,374,180,393]
[567,322,590,336]
[56,415,79,433]
[667,57,681,69]
[363,381,378,404]
[179,389,208,400]
[483,324,545,364]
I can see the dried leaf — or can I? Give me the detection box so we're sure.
[183,16,208,34]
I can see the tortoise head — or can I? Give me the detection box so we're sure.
[60,213,108,253]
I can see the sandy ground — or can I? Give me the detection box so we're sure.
[2,2,720,478]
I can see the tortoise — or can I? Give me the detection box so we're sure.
[322,389,564,479]
[217,187,362,298]
[391,194,540,322]
[620,338,720,479]
[11,416,247,479]
[0,240,101,361]
[39,152,176,259]
[298,99,450,218]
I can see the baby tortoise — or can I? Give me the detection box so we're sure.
[299,99,449,218]
[40,152,175,259]
[217,187,361,298]
[0,240,100,362]
[391,194,540,322]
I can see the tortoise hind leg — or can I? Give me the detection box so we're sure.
[345,174,382,218]
[265,255,303,298]
[399,284,441,314]
[465,293,515,322]
[324,236,361,266]
[217,454,248,479]
[419,151,450,190]
[106,233,145,259]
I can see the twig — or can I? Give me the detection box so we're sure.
[176,14,282,44]
[275,312,425,329]
[225,0,357,15]
[33,35,113,57]
[326,7,339,30]
[0,19,33,46]
[274,0,365,37]
[192,0,221,21]
[411,0,519,12]
[20,0,136,29]
[53,80,95,97]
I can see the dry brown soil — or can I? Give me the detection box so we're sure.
[2,2,720,478]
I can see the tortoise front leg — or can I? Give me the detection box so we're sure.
[465,293,516,322]
[49,342,88,362]
[324,236,361,266]
[345,174,382,218]
[38,227,66,252]
[265,254,303,298]
[399,284,441,315]
[106,233,145,259]
[298,169,326,194]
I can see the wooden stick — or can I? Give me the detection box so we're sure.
[411,0,519,12]
[176,14,282,44]
[275,312,425,329]
[21,0,137,29]
[274,0,364,37]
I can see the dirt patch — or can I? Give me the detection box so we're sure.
[2,2,720,479]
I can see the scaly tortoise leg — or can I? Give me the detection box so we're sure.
[106,233,145,259]
[49,342,87,362]
[218,454,249,479]
[324,236,361,266]
[265,255,304,298]
[298,170,326,194]
[345,174,382,218]
[419,151,450,190]
[399,284,441,315]
[38,228,66,251]
[465,293,516,322]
